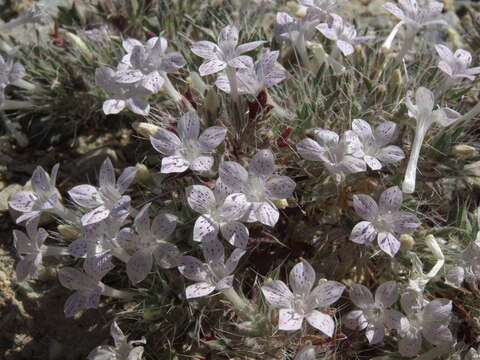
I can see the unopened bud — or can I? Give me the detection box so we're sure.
[132,121,160,137]
[452,144,477,159]
[400,234,415,251]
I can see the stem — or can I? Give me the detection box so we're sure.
[41,245,70,256]
[225,66,242,142]
[402,124,427,194]
[0,100,34,110]
[12,79,37,91]
[222,287,255,321]
[100,283,134,300]
[394,27,418,65]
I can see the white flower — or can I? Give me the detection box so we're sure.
[352,119,405,170]
[150,111,226,173]
[384,0,447,31]
[186,185,249,248]
[296,129,366,183]
[0,50,26,105]
[219,149,296,227]
[95,66,153,116]
[178,237,245,299]
[87,321,145,360]
[68,158,136,226]
[58,252,114,317]
[402,87,460,193]
[215,49,286,95]
[9,164,60,224]
[344,281,405,344]
[435,44,480,81]
[350,186,420,257]
[191,25,265,76]
[316,13,371,56]
[261,260,344,336]
[398,290,453,357]
[117,203,179,284]
[445,240,480,288]
[12,216,47,281]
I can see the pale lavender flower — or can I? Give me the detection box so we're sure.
[398,290,453,357]
[344,281,405,344]
[352,119,405,170]
[0,50,26,105]
[402,87,460,193]
[435,44,480,82]
[445,240,480,288]
[95,65,153,115]
[219,149,296,227]
[186,185,249,248]
[58,251,114,317]
[191,25,265,76]
[150,111,226,173]
[87,321,145,360]
[117,203,179,284]
[68,158,136,226]
[261,260,344,336]
[297,129,366,183]
[9,164,60,224]
[13,216,47,281]
[384,0,447,31]
[316,14,371,56]
[178,237,245,299]
[215,49,286,96]
[350,186,420,257]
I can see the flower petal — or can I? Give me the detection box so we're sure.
[289,260,316,295]
[150,130,182,156]
[349,284,374,308]
[261,280,294,308]
[265,176,296,200]
[186,185,216,214]
[306,310,335,337]
[278,309,304,332]
[353,194,378,221]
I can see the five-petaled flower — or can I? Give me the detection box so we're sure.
[352,119,405,170]
[178,237,245,299]
[316,13,371,56]
[58,251,114,317]
[9,164,60,224]
[186,184,250,248]
[13,216,47,281]
[68,158,136,226]
[117,203,179,284]
[219,149,296,227]
[344,281,405,344]
[191,25,265,76]
[350,186,420,257]
[397,289,453,357]
[150,111,227,173]
[297,129,366,183]
[435,44,480,82]
[87,321,146,360]
[215,49,286,96]
[261,260,344,336]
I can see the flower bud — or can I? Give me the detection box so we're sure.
[400,234,415,251]
[452,144,477,159]
[132,121,160,137]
